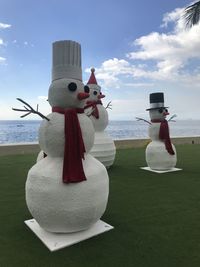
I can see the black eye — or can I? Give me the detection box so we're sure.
[158,108,163,113]
[100,92,102,95]
[84,85,90,93]
[93,91,97,95]
[68,82,77,91]
[165,109,168,113]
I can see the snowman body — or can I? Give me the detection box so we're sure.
[25,41,109,233]
[89,104,116,168]
[146,122,177,170]
[85,70,116,168]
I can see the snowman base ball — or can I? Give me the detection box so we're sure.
[90,131,116,168]
[146,141,177,171]
[26,154,109,233]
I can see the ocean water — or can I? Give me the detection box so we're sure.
[0,120,200,144]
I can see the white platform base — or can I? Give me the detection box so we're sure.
[140,167,182,173]
[24,219,114,252]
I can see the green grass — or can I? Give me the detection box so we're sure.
[1,144,200,267]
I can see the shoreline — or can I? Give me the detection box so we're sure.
[1,136,200,156]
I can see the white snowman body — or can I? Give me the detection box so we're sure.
[145,106,177,170]
[146,122,177,170]
[25,41,109,233]
[85,70,116,168]
[36,150,44,162]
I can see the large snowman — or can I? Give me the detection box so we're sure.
[145,92,177,170]
[25,40,109,233]
[84,68,116,168]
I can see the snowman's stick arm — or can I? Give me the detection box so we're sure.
[105,101,112,110]
[33,110,50,121]
[16,98,33,110]
[12,108,29,112]
[136,117,151,125]
[168,114,177,122]
[20,112,32,118]
[12,98,50,121]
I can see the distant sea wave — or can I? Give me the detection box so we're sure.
[0,120,200,144]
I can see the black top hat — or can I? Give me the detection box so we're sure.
[146,92,169,111]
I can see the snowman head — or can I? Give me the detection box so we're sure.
[49,41,90,108]
[146,92,169,121]
[48,78,90,109]
[149,107,169,121]
[87,84,105,102]
[86,68,105,103]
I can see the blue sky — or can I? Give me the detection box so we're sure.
[0,0,199,120]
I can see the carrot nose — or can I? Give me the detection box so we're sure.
[77,92,90,100]
[98,94,105,99]
[163,111,169,116]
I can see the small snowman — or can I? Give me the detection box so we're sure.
[145,92,177,170]
[84,68,116,168]
[16,40,109,233]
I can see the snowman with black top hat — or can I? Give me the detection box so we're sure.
[145,92,177,171]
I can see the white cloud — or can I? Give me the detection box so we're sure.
[126,6,200,81]
[22,41,34,48]
[86,58,133,88]
[128,27,200,62]
[0,56,6,62]
[161,8,184,29]
[100,58,130,72]
[85,58,149,88]
[86,58,131,74]
[87,5,200,88]
[125,82,154,87]
[0,22,11,29]
[0,22,11,63]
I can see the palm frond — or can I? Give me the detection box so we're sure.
[183,1,200,28]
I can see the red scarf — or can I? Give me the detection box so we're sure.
[52,107,86,183]
[151,119,175,155]
[84,100,102,119]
